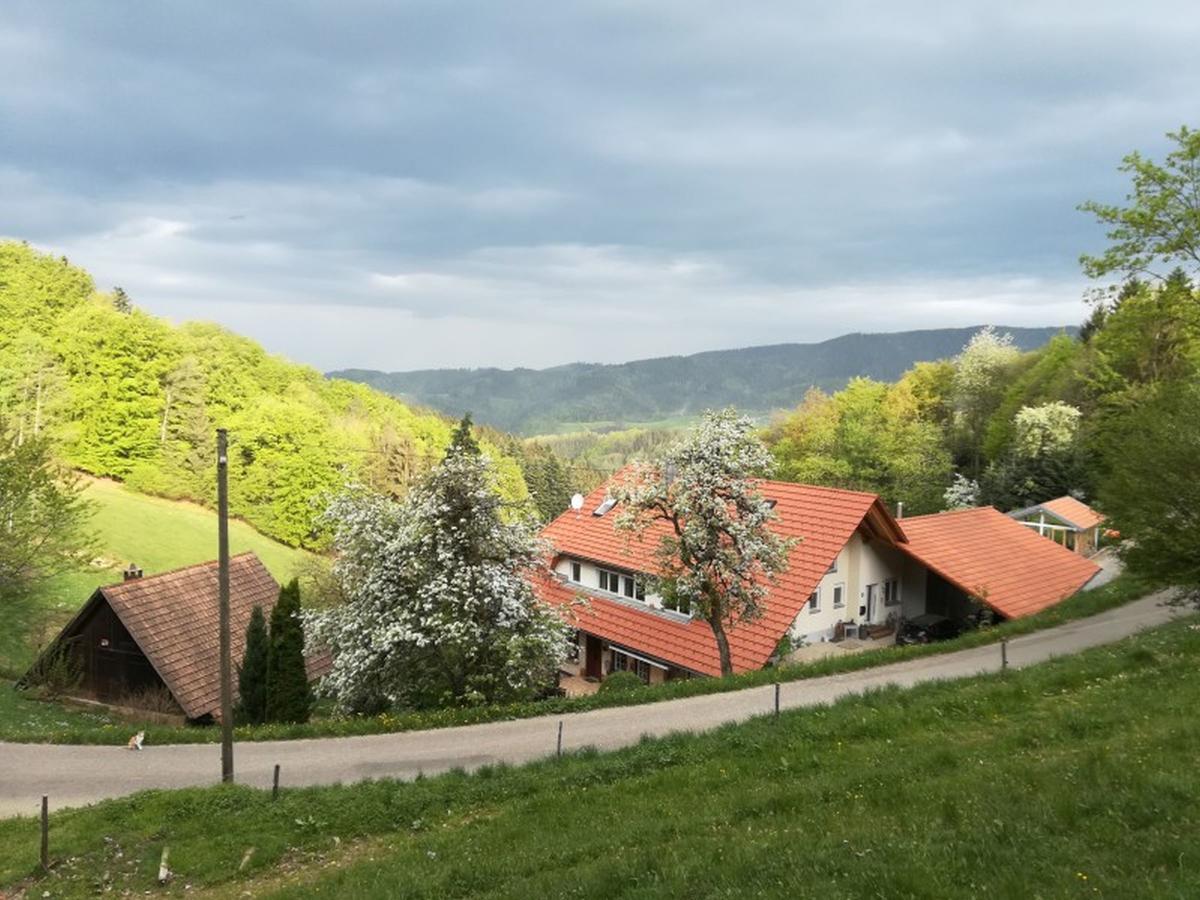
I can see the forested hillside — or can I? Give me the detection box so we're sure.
[335,326,1074,434]
[0,242,531,547]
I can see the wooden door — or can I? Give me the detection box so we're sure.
[585,635,603,678]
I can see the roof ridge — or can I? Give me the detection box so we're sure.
[903,506,996,522]
[100,551,261,592]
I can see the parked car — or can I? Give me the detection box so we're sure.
[896,614,966,646]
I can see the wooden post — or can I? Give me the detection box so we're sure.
[774,682,781,719]
[217,429,234,783]
[556,720,563,758]
[1001,639,1009,672]
[40,795,48,871]
[272,764,281,800]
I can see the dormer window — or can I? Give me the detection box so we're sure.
[593,497,617,517]
[570,561,582,583]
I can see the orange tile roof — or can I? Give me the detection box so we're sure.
[897,507,1100,619]
[1039,496,1105,530]
[536,476,901,676]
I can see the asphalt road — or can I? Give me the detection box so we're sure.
[0,590,1181,819]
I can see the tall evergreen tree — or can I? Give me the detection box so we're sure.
[234,605,269,725]
[266,578,312,724]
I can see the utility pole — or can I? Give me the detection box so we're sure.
[217,428,234,782]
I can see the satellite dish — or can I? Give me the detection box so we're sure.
[570,493,584,511]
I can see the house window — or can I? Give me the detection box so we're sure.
[662,593,691,615]
[884,577,900,606]
[610,650,652,683]
[808,590,820,613]
[570,561,582,583]
[827,556,838,574]
[832,583,845,608]
[598,569,621,593]
[623,575,636,599]
[593,497,617,517]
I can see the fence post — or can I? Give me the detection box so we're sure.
[272,764,281,800]
[1001,639,1009,672]
[40,795,49,871]
[556,720,564,758]
[774,682,781,719]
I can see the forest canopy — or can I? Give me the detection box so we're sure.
[0,241,532,547]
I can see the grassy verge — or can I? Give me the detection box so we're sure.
[0,572,1156,746]
[0,476,313,679]
[2,615,1197,899]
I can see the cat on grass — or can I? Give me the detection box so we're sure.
[127,731,145,751]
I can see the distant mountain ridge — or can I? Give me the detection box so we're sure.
[333,325,1077,435]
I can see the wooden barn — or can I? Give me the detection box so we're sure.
[20,552,281,722]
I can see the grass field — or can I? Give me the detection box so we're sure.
[1,616,1196,899]
[0,573,1153,744]
[0,477,313,678]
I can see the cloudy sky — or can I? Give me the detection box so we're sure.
[3,2,1197,371]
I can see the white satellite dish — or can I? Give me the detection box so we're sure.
[570,493,584,511]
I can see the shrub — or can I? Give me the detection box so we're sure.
[598,671,644,694]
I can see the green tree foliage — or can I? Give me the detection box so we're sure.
[0,427,94,602]
[982,335,1085,460]
[1100,382,1200,595]
[980,402,1085,511]
[234,605,269,726]
[1080,125,1200,282]
[0,241,532,548]
[0,425,95,598]
[267,579,313,724]
[766,378,953,515]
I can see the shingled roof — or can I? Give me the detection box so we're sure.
[535,476,905,676]
[898,507,1101,618]
[1013,495,1106,531]
[39,553,280,720]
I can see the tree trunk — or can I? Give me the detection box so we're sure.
[33,371,43,437]
[708,614,734,677]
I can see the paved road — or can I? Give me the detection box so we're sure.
[0,590,1182,818]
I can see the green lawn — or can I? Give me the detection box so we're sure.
[0,477,313,678]
[1,616,1196,899]
[0,572,1154,745]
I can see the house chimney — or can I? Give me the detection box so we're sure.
[123,563,143,581]
[896,501,905,519]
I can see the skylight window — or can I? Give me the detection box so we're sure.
[593,497,617,517]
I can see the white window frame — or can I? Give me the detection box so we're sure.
[832,582,845,609]
[826,556,839,574]
[570,561,582,583]
[808,589,820,613]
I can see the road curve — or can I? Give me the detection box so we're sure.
[0,590,1182,818]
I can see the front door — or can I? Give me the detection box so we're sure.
[866,584,877,623]
[585,635,603,678]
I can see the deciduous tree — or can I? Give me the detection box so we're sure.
[307,417,567,712]
[615,409,793,677]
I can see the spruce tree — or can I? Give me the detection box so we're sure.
[266,578,313,723]
[233,605,269,725]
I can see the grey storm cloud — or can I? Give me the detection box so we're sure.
[2,1,1199,369]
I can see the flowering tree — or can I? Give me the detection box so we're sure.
[943,473,980,510]
[615,409,793,677]
[1013,402,1081,458]
[953,327,1020,476]
[306,417,568,712]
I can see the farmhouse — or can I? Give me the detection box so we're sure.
[533,477,1101,684]
[20,552,281,722]
[1007,495,1106,555]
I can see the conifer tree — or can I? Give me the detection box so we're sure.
[266,579,313,723]
[234,605,269,725]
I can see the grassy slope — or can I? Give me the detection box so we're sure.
[1,616,1196,899]
[0,477,313,677]
[0,572,1152,743]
